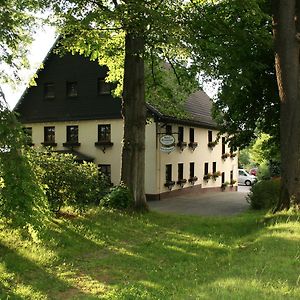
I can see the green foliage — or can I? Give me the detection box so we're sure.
[0,149,49,225]
[249,133,280,165]
[31,148,109,212]
[247,179,280,210]
[0,104,49,226]
[145,60,199,118]
[188,0,279,150]
[238,148,251,168]
[256,161,271,180]
[100,183,133,210]
[0,0,46,83]
[50,0,196,109]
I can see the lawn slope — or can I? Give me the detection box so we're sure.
[0,209,299,299]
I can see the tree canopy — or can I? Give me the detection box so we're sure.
[187,0,279,150]
[0,0,47,84]
[46,0,199,210]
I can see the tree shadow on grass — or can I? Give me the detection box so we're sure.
[2,209,299,299]
[68,211,296,299]
[0,242,99,300]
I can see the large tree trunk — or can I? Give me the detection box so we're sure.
[273,0,300,211]
[121,33,148,211]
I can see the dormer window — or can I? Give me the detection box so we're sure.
[66,81,78,97]
[98,78,111,95]
[44,83,55,99]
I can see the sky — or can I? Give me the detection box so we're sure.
[2,25,57,110]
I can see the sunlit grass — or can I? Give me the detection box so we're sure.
[0,209,300,299]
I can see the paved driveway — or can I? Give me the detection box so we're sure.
[148,186,251,216]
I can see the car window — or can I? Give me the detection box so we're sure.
[239,170,245,176]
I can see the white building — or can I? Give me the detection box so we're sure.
[15,52,238,200]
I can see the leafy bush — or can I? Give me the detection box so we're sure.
[31,148,110,212]
[0,107,49,226]
[257,161,271,180]
[247,179,280,210]
[100,183,133,209]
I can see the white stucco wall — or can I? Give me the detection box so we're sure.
[26,119,123,185]
[24,119,238,196]
[156,123,238,194]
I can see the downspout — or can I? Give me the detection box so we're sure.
[156,121,161,200]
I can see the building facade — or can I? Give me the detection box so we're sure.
[15,52,238,200]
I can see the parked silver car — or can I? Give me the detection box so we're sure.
[238,169,257,186]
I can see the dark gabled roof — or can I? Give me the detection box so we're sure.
[14,47,217,129]
[14,52,122,123]
[147,90,217,129]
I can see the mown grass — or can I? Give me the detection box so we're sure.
[0,208,300,299]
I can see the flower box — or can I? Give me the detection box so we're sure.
[177,178,187,188]
[164,180,176,190]
[188,142,198,151]
[177,141,187,151]
[188,176,198,185]
[208,141,217,149]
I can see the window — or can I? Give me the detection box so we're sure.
[66,81,78,97]
[222,172,225,184]
[212,162,217,173]
[190,162,195,178]
[98,78,111,95]
[239,170,246,176]
[189,128,195,143]
[166,164,172,182]
[44,83,55,99]
[222,137,226,154]
[98,124,111,142]
[204,162,209,175]
[208,130,212,143]
[230,170,233,183]
[66,125,78,143]
[98,164,111,181]
[178,126,184,142]
[178,163,184,180]
[166,125,172,135]
[44,126,55,143]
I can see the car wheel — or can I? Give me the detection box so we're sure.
[245,180,251,186]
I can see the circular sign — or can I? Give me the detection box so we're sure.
[160,135,175,146]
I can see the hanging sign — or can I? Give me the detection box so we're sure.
[160,135,175,153]
[160,135,175,146]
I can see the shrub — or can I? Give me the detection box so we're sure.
[0,107,49,226]
[247,179,280,210]
[31,148,110,212]
[257,161,271,180]
[100,183,133,210]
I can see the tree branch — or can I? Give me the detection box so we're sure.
[89,0,113,13]
[112,0,119,8]
[166,56,181,85]
[154,0,164,10]
[150,49,157,86]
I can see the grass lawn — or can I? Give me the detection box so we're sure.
[0,208,300,299]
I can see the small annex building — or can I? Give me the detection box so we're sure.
[15,51,238,200]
